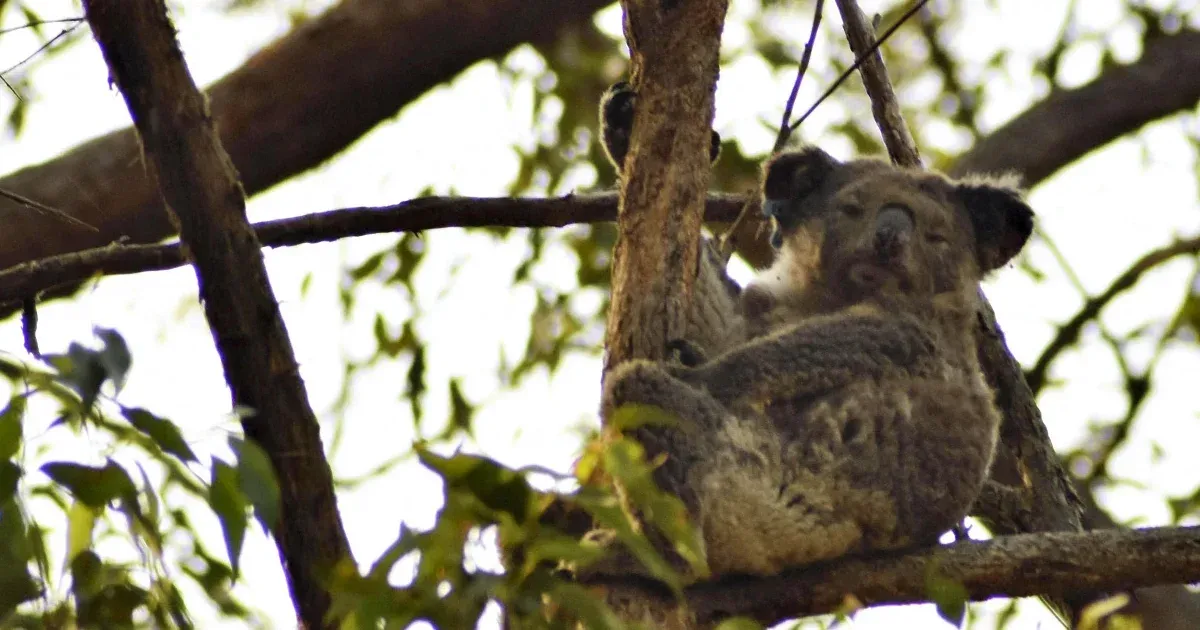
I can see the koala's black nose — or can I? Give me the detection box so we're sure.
[874,204,914,259]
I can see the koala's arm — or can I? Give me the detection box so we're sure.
[675,311,938,408]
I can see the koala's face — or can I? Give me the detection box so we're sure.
[747,147,1034,314]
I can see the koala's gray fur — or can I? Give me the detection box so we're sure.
[597,139,1034,581]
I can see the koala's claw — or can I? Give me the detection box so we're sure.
[667,338,708,368]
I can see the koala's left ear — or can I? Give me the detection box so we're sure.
[956,180,1034,272]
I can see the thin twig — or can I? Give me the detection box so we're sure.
[1026,233,1200,395]
[0,20,85,77]
[719,0,826,261]
[0,17,85,36]
[773,0,825,151]
[789,0,931,135]
[0,186,97,232]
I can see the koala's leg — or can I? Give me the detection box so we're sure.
[802,377,1001,553]
[601,361,805,580]
[887,377,1001,545]
[672,312,938,409]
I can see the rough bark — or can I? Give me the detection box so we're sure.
[602,0,729,370]
[0,0,610,269]
[594,526,1200,629]
[81,2,349,627]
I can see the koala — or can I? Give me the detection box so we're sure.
[599,81,744,362]
[597,146,1034,582]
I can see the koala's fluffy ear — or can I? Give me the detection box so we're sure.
[762,146,840,203]
[956,180,1035,272]
[761,147,840,247]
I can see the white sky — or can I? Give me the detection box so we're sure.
[1,0,1198,628]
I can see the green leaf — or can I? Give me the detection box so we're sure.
[122,407,197,463]
[0,395,25,460]
[41,461,136,508]
[715,618,765,630]
[607,403,681,432]
[444,378,474,438]
[67,501,99,562]
[419,450,534,521]
[0,460,20,504]
[92,328,132,392]
[229,437,281,533]
[546,581,623,630]
[209,459,247,577]
[925,565,969,628]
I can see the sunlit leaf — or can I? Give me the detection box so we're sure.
[123,406,197,463]
[66,501,98,563]
[925,565,969,627]
[0,395,26,460]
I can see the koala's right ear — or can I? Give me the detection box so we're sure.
[761,147,840,247]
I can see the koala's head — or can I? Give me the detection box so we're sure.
[743,146,1034,319]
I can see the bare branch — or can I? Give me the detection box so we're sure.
[0,186,96,232]
[1026,234,1200,395]
[773,0,825,152]
[788,0,930,139]
[949,29,1200,182]
[0,0,612,269]
[82,1,350,626]
[590,526,1200,628]
[0,193,745,314]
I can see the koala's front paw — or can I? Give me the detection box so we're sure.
[667,338,708,368]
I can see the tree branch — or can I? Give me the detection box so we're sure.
[590,526,1200,628]
[0,194,745,316]
[82,2,349,626]
[948,29,1200,182]
[1026,234,1200,395]
[0,0,611,269]
[602,0,729,369]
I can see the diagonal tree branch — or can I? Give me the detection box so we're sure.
[0,0,611,269]
[948,29,1200,182]
[1026,234,1200,395]
[82,1,350,626]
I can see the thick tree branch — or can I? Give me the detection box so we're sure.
[602,0,729,369]
[0,0,610,269]
[0,194,745,316]
[591,526,1200,628]
[82,2,349,627]
[949,29,1200,182]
